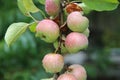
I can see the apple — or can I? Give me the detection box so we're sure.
[57,73,77,80]
[36,19,60,43]
[67,64,87,80]
[67,11,89,32]
[83,28,90,37]
[45,0,60,16]
[65,32,88,53]
[42,53,64,73]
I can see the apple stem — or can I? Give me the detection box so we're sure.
[53,73,60,80]
[28,13,38,22]
[54,0,65,79]
[54,0,65,54]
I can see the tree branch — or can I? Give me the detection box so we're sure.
[54,0,65,79]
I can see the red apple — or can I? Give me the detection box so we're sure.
[67,64,87,80]
[65,32,88,53]
[36,19,59,43]
[45,0,60,16]
[42,53,64,73]
[57,73,77,80]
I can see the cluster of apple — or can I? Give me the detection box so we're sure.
[42,53,87,80]
[36,0,89,79]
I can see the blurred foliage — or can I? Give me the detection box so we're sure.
[0,0,53,80]
[103,29,120,48]
[0,0,30,39]
[87,5,120,48]
[0,0,120,80]
[0,31,54,80]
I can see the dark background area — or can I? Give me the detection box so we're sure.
[0,0,120,80]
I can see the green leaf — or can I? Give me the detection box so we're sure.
[17,0,29,16]
[17,0,39,16]
[29,22,38,32]
[103,0,119,3]
[5,22,29,46]
[82,0,119,11]
[38,0,45,5]
[78,3,92,14]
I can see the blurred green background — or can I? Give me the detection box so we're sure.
[0,0,120,80]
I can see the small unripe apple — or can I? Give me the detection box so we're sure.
[83,28,90,37]
[67,11,89,32]
[42,53,64,73]
[45,0,60,16]
[65,32,88,53]
[57,73,77,80]
[67,64,87,80]
[36,19,59,43]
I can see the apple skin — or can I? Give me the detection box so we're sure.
[36,19,60,43]
[45,0,60,16]
[57,73,77,80]
[67,11,89,32]
[42,53,64,73]
[65,32,88,53]
[67,64,87,80]
[83,28,90,37]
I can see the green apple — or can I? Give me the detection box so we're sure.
[67,11,89,32]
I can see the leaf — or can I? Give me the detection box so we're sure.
[38,0,45,5]
[17,0,29,16]
[23,0,39,13]
[103,0,119,3]
[4,22,29,46]
[82,0,119,11]
[29,22,38,32]
[17,0,39,16]
[78,3,92,14]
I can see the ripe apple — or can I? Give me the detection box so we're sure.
[45,0,60,16]
[65,32,88,53]
[57,73,77,80]
[42,53,64,73]
[67,64,87,80]
[36,19,60,43]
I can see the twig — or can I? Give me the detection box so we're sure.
[28,13,38,22]
[60,21,67,29]
[53,73,60,80]
[54,0,65,79]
